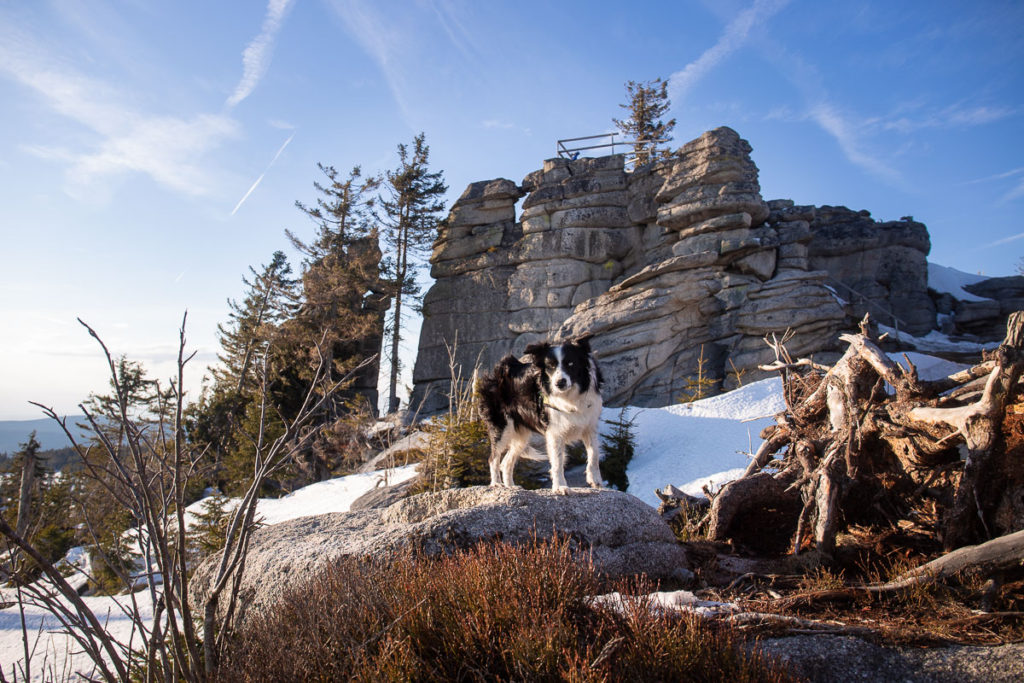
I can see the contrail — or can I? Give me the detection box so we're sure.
[231,131,295,216]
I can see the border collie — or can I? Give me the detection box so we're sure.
[478,336,603,492]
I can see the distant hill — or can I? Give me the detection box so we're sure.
[0,417,90,455]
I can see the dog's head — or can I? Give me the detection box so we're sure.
[524,335,598,397]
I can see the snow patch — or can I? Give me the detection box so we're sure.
[928,262,990,302]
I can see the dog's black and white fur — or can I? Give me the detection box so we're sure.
[478,336,603,492]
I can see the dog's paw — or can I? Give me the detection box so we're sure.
[553,485,570,495]
[587,482,607,490]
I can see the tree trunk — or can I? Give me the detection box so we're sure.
[15,437,38,540]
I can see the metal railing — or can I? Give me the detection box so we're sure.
[825,278,912,339]
[556,133,670,163]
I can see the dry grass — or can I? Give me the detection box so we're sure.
[716,525,1024,647]
[217,537,795,682]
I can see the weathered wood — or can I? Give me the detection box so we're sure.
[708,472,798,541]
[871,528,1024,593]
[706,312,1024,558]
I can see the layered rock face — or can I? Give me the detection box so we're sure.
[412,127,935,411]
[956,276,1024,339]
[415,178,524,407]
[803,207,934,336]
[558,130,844,405]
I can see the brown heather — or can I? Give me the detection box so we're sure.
[217,537,793,682]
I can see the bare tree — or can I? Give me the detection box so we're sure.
[1,314,375,681]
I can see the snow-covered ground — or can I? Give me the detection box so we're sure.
[0,351,972,680]
[1,465,418,682]
[928,262,991,302]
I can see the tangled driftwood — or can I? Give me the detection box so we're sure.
[707,312,1024,558]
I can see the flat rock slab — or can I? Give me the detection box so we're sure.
[755,634,1024,682]
[190,486,687,628]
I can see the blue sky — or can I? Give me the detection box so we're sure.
[1,0,1022,420]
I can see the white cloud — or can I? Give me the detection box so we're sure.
[1004,177,1024,203]
[328,0,482,126]
[226,0,295,108]
[807,103,903,185]
[876,103,1020,134]
[0,23,239,198]
[668,0,790,102]
[329,0,412,119]
[983,231,1024,248]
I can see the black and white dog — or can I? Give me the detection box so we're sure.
[478,336,603,492]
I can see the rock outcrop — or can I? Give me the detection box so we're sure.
[804,207,934,336]
[411,126,937,411]
[189,486,688,628]
[955,275,1024,339]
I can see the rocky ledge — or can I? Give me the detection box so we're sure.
[189,486,688,628]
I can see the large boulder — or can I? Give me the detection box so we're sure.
[189,486,688,628]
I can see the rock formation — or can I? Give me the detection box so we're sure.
[411,126,937,411]
[189,486,688,628]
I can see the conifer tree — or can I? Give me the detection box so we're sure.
[379,134,448,413]
[190,251,298,490]
[212,250,298,394]
[1,434,76,580]
[289,164,386,414]
[612,78,676,166]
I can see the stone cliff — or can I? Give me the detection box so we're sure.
[411,127,934,412]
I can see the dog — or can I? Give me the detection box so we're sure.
[477,336,603,492]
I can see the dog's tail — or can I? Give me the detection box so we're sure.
[517,445,547,461]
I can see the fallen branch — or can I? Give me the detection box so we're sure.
[870,528,1024,593]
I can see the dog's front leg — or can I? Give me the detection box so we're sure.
[582,429,604,489]
[488,446,502,486]
[546,432,569,494]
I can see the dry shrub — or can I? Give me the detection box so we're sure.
[217,538,793,682]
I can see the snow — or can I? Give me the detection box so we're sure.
[928,262,991,302]
[616,377,785,508]
[0,351,980,678]
[1,463,418,681]
[0,589,155,682]
[244,465,419,525]
[620,351,972,508]
[879,323,996,354]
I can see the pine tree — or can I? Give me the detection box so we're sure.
[1,434,77,581]
[212,250,298,395]
[0,432,46,538]
[289,164,386,413]
[379,134,448,414]
[612,78,676,166]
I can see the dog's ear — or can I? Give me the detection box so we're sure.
[523,341,550,367]
[573,334,594,353]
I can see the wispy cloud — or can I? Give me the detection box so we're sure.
[329,0,412,119]
[328,0,482,125]
[807,103,903,185]
[961,167,1024,203]
[481,119,531,135]
[872,102,1021,134]
[983,231,1024,248]
[0,24,238,198]
[1004,177,1024,203]
[668,0,790,102]
[231,131,296,216]
[226,0,295,108]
